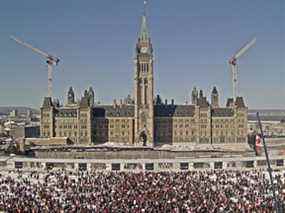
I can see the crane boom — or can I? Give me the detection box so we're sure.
[10,36,50,58]
[229,37,256,99]
[11,35,60,98]
[234,37,256,59]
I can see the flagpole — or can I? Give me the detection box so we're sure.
[144,0,147,16]
[256,112,282,212]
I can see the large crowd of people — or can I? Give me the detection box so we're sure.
[0,170,284,212]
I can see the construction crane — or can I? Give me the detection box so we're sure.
[229,37,256,99]
[10,36,60,98]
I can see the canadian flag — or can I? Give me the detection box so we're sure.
[255,134,262,156]
[255,135,262,147]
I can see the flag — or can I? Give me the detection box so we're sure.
[255,134,262,156]
[255,135,261,147]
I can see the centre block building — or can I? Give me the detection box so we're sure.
[40,11,248,146]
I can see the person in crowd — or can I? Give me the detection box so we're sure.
[0,170,284,212]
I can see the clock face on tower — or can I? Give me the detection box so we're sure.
[141,47,148,53]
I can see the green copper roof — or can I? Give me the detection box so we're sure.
[139,15,149,41]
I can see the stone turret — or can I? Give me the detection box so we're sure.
[88,86,95,107]
[40,97,54,138]
[84,89,88,98]
[199,90,203,99]
[67,87,75,105]
[211,86,219,108]
[191,87,198,105]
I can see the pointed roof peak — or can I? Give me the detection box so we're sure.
[139,1,150,41]
[212,86,218,94]
[42,97,53,108]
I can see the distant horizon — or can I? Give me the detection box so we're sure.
[0,0,284,109]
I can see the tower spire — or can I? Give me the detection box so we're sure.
[144,0,147,16]
[134,0,154,145]
[139,0,150,41]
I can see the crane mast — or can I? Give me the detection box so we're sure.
[10,36,60,98]
[229,37,256,99]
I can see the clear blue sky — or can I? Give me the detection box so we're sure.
[0,0,284,109]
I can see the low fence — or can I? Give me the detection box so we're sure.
[1,155,285,172]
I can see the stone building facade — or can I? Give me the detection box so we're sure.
[40,10,248,146]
